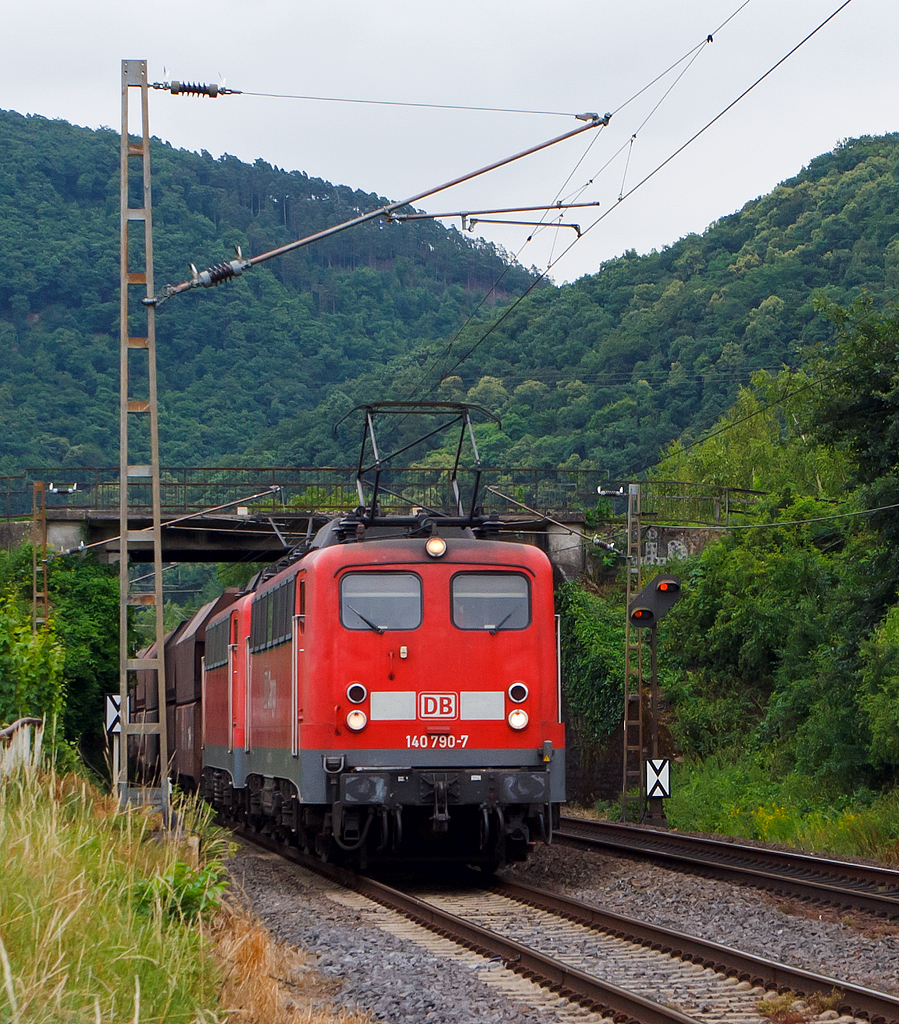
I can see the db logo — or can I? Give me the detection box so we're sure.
[418,693,457,719]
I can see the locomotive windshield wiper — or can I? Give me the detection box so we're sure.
[489,605,521,634]
[348,604,385,635]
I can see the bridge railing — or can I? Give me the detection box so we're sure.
[0,468,763,528]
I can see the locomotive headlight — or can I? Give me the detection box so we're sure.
[508,682,529,702]
[425,536,447,558]
[347,682,367,704]
[346,709,368,732]
[508,709,529,730]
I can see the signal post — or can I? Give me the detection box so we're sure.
[626,574,682,826]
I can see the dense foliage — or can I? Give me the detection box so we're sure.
[0,547,119,768]
[561,299,899,838]
[2,110,899,476]
[0,772,227,1021]
[349,133,899,475]
[0,596,63,727]
[557,581,625,743]
[4,106,899,836]
[631,302,899,812]
[0,107,536,471]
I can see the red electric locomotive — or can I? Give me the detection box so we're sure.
[184,404,564,867]
[201,523,563,867]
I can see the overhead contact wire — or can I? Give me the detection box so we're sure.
[609,0,754,118]
[427,0,735,387]
[400,127,610,405]
[430,0,858,392]
[615,0,857,208]
[241,91,575,117]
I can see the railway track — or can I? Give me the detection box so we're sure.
[238,828,899,1024]
[556,817,899,919]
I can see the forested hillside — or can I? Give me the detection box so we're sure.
[1,108,898,477]
[399,132,899,476]
[0,108,536,471]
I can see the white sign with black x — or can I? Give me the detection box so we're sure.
[646,758,671,798]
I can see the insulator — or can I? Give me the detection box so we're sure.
[193,258,249,289]
[170,80,219,98]
[199,262,235,287]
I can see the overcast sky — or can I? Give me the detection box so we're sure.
[1,0,895,284]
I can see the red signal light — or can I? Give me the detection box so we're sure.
[628,575,682,629]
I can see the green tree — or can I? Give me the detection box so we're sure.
[0,595,64,726]
[0,547,119,768]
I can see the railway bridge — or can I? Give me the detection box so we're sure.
[0,466,757,578]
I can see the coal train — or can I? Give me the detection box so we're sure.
[134,405,565,869]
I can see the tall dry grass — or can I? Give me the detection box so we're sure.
[213,901,370,1024]
[0,767,221,1021]
[0,767,370,1023]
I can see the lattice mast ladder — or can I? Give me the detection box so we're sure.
[621,483,644,820]
[118,60,168,810]
[32,482,48,633]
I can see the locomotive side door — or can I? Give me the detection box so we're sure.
[229,611,244,752]
[291,575,306,758]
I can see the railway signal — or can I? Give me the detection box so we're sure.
[625,572,683,827]
[627,574,682,629]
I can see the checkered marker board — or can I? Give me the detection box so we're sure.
[106,694,122,735]
[646,758,671,798]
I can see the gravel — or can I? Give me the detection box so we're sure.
[510,843,899,996]
[227,836,899,1023]
[228,844,575,1024]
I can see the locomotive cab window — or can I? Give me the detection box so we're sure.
[340,572,422,632]
[451,573,530,631]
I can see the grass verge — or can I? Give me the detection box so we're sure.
[0,764,369,1023]
[659,756,899,862]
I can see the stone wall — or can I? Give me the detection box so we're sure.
[0,522,29,551]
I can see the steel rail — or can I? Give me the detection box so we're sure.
[237,828,899,1023]
[239,830,696,1024]
[495,877,899,1024]
[557,817,899,918]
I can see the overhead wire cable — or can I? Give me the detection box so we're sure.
[554,29,715,211]
[558,135,637,206]
[239,91,577,117]
[634,41,710,139]
[395,124,611,409]
[725,503,899,529]
[613,0,857,208]
[608,0,753,119]
[610,41,708,118]
[418,4,735,395]
[617,40,709,200]
[427,0,858,393]
[401,25,717,398]
[485,486,616,547]
[618,136,636,202]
